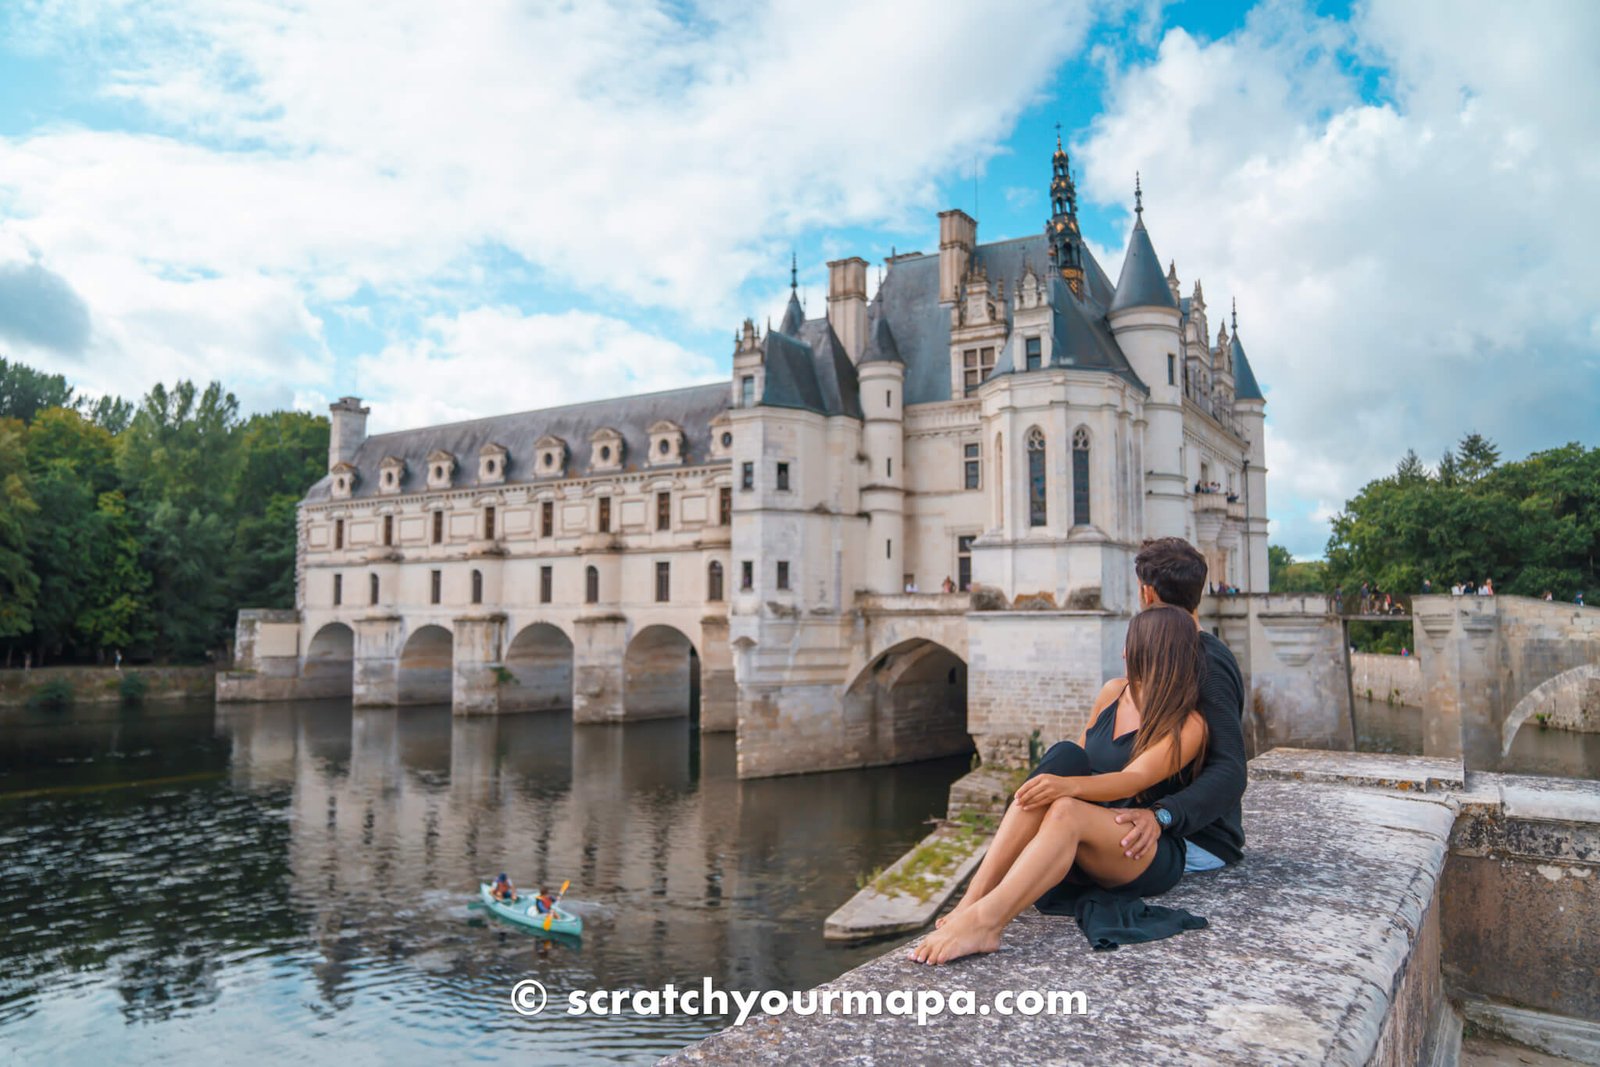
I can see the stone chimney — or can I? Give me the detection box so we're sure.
[826,256,869,363]
[938,209,976,304]
[328,396,370,471]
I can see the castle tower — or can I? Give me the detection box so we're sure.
[858,314,905,594]
[1107,175,1187,540]
[1230,302,1269,592]
[328,396,369,470]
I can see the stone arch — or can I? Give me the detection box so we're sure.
[502,622,575,712]
[398,624,453,705]
[1502,663,1600,754]
[623,624,700,721]
[843,638,972,765]
[304,622,354,699]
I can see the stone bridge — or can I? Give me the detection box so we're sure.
[1412,594,1600,768]
[218,603,736,731]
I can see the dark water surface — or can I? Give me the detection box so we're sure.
[1351,696,1600,778]
[0,700,967,1064]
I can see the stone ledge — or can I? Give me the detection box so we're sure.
[1250,747,1465,793]
[663,776,1457,1066]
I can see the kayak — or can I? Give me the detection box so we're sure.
[478,883,583,936]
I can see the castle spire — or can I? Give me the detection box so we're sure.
[790,251,798,293]
[1045,126,1085,296]
[1232,297,1238,332]
[1135,172,1144,219]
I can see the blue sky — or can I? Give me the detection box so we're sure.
[1,0,1596,559]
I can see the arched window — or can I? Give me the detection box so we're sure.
[707,560,724,602]
[585,565,599,604]
[1026,427,1047,528]
[471,569,483,605]
[1072,427,1091,527]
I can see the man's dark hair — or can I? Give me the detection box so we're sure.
[1134,537,1208,612]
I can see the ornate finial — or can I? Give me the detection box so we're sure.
[1232,297,1238,332]
[1134,172,1143,217]
[790,251,798,292]
[1054,121,1062,152]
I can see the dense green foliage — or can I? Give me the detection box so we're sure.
[1326,433,1597,603]
[1268,543,1329,593]
[0,358,327,665]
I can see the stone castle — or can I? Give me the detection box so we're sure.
[223,140,1280,778]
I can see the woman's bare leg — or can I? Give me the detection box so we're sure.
[910,797,1158,965]
[935,799,1048,928]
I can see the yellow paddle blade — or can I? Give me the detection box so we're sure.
[559,879,571,896]
[543,909,553,931]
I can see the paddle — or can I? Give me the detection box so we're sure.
[542,879,571,931]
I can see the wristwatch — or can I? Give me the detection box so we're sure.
[1153,805,1174,830]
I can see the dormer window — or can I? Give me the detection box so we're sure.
[479,442,508,485]
[330,461,357,500]
[378,456,405,495]
[427,449,456,490]
[590,427,624,473]
[647,420,684,467]
[535,435,567,478]
[709,412,733,459]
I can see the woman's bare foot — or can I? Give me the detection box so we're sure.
[908,908,1002,965]
[934,892,980,929]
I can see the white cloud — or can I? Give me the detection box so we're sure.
[0,0,1107,410]
[353,306,725,433]
[1079,0,1600,555]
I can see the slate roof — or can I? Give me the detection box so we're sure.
[1109,217,1180,313]
[304,382,731,503]
[760,318,863,418]
[1231,332,1265,401]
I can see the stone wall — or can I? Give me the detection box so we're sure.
[0,665,215,706]
[965,610,1122,766]
[1350,652,1422,707]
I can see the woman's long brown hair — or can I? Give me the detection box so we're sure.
[1124,604,1207,796]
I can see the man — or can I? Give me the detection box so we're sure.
[1110,537,1248,874]
[533,886,557,915]
[491,872,517,902]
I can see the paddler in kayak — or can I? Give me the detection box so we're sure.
[533,887,556,914]
[491,873,518,903]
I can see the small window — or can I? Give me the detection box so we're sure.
[334,519,345,550]
[721,431,733,448]
[1167,353,1176,386]
[657,491,671,531]
[885,389,892,409]
[383,514,393,546]
[432,510,443,545]
[484,505,496,540]
[544,452,555,469]
[658,438,670,455]
[957,535,975,592]
[740,375,755,406]
[655,561,671,603]
[486,459,496,475]
[541,500,554,537]
[708,561,724,602]
[1025,336,1042,371]
[1073,427,1092,526]
[741,462,754,491]
[740,560,753,591]
[369,573,379,605]
[964,442,981,490]
[776,462,790,491]
[434,465,444,480]
[333,573,342,606]
[719,486,732,526]
[600,445,611,462]
[886,538,892,560]
[540,565,553,604]
[585,565,599,604]
[598,496,611,533]
[471,569,483,605]
[430,569,441,604]
[962,346,996,396]
[887,458,892,477]
[776,561,790,591]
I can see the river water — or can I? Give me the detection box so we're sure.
[1351,696,1600,778]
[0,700,967,1065]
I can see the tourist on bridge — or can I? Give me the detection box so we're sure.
[1480,578,1495,596]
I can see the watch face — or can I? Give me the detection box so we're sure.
[1155,808,1173,827]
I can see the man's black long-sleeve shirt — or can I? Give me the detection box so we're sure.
[1157,631,1247,862]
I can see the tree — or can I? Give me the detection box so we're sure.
[0,357,75,423]
[0,419,39,641]
[1456,432,1500,483]
[1395,449,1427,484]
[1269,543,1329,593]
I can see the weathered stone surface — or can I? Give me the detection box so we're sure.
[1250,746,1464,792]
[663,778,1457,1066]
[824,830,989,943]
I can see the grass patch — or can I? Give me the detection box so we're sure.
[861,812,1000,903]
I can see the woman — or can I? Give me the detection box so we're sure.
[912,604,1208,965]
